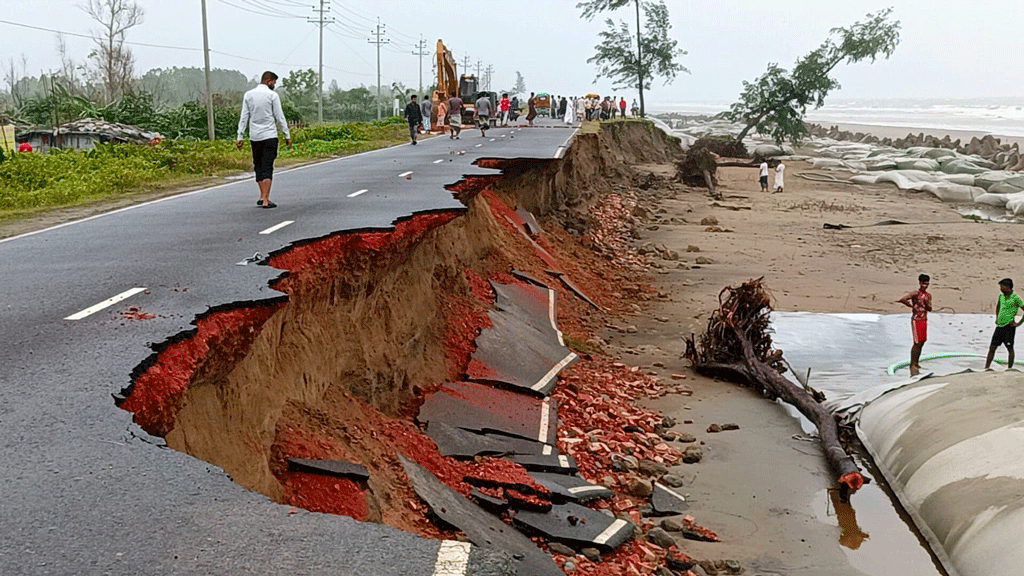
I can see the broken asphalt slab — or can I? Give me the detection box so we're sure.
[418,381,558,445]
[529,472,614,503]
[426,421,558,459]
[398,454,564,576]
[510,501,633,551]
[286,457,370,481]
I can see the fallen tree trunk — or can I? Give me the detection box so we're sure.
[683,278,864,496]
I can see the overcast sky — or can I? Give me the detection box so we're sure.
[2,0,1023,109]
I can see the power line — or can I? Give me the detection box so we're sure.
[214,0,303,19]
[0,18,199,51]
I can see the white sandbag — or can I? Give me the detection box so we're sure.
[753,144,785,157]
[920,182,983,203]
[974,171,1021,190]
[974,193,1009,207]
[989,181,1024,194]
[896,158,941,171]
[1004,191,1024,215]
[849,174,881,185]
[810,158,852,170]
[940,158,989,175]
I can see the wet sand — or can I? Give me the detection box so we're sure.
[601,147,1014,574]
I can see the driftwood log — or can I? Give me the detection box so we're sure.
[683,278,864,495]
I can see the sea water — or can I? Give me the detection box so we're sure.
[652,97,1024,138]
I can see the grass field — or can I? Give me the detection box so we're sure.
[0,117,409,221]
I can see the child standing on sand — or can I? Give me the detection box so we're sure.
[985,278,1024,369]
[898,274,931,375]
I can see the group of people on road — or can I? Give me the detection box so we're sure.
[899,275,1024,375]
[234,68,648,206]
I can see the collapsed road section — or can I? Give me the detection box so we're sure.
[117,121,705,575]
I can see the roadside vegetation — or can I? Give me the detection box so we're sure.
[0,116,407,219]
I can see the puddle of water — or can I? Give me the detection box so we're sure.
[808,451,948,576]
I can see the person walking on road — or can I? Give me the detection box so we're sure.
[526,92,537,126]
[474,93,492,137]
[421,95,432,133]
[985,278,1024,369]
[499,93,510,126]
[447,92,463,139]
[898,274,932,376]
[404,94,423,145]
[237,70,291,209]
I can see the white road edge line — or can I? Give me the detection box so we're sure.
[432,540,471,576]
[347,189,368,198]
[259,220,294,235]
[547,289,565,346]
[531,351,577,391]
[537,398,552,443]
[594,519,629,546]
[399,171,414,177]
[433,159,444,164]
[65,287,146,320]
[0,141,411,246]
[553,146,565,159]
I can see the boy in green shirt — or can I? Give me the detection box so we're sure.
[985,278,1024,369]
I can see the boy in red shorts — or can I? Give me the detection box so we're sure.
[898,274,931,375]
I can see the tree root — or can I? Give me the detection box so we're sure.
[683,278,864,494]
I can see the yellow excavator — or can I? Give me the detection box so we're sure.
[433,40,486,129]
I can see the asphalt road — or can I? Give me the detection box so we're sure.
[0,120,577,576]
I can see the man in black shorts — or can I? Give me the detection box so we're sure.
[237,71,291,209]
[985,278,1024,369]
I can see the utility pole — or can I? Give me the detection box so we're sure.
[308,1,334,123]
[412,35,428,97]
[460,54,471,74]
[368,18,389,120]
[200,0,214,140]
[476,60,481,80]
[484,64,494,91]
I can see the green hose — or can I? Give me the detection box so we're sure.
[887,353,1006,375]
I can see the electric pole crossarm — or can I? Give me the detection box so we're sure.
[308,0,334,124]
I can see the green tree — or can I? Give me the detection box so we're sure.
[728,8,901,144]
[578,0,686,117]
[279,68,319,122]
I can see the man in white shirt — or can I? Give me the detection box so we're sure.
[237,71,291,209]
[758,159,769,192]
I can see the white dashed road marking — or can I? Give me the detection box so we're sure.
[474,144,482,148]
[433,159,444,164]
[65,287,146,320]
[347,189,368,197]
[399,171,414,177]
[259,221,294,235]
[431,540,471,576]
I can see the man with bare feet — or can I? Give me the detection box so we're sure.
[898,274,931,375]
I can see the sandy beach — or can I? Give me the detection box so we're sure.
[600,120,1024,574]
